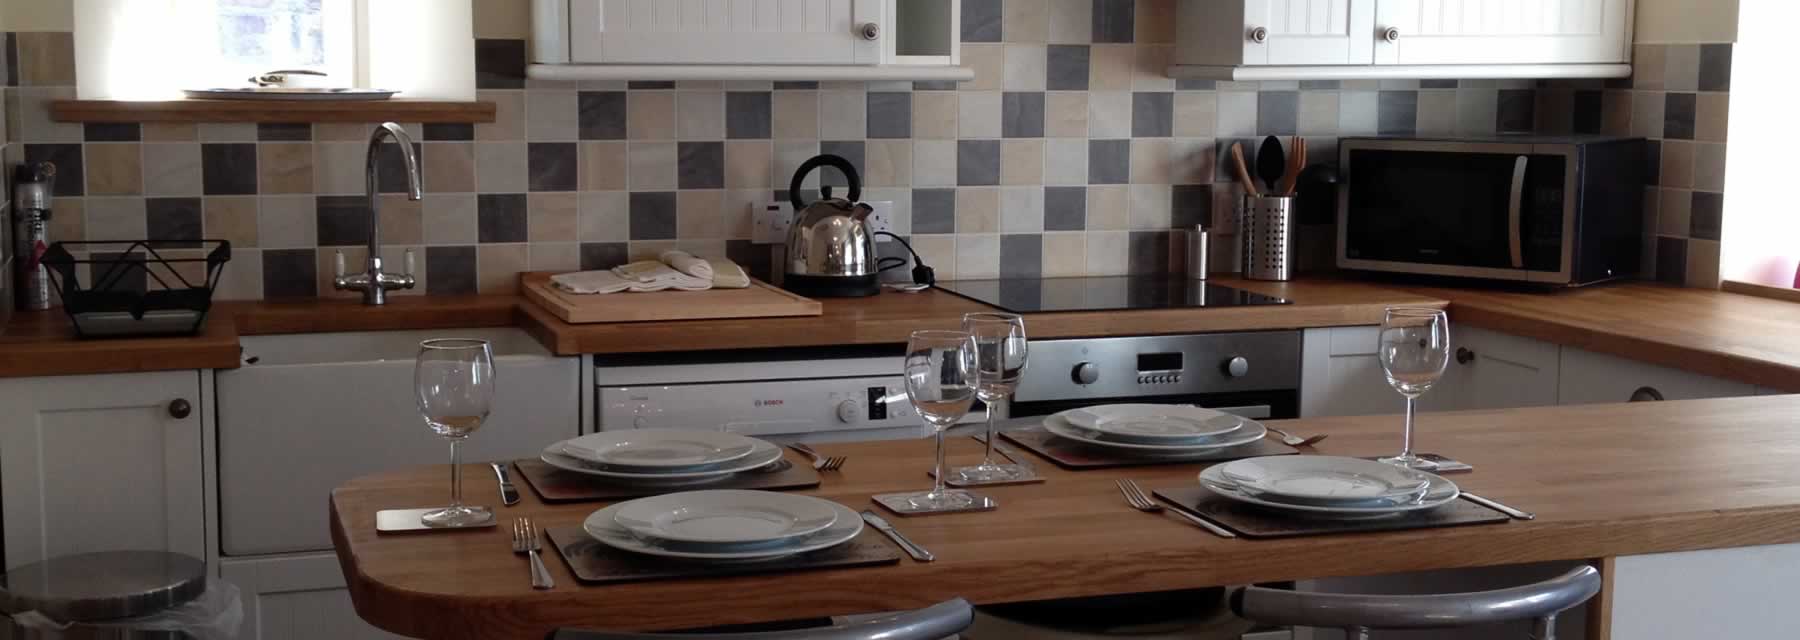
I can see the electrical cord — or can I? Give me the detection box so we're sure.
[875,231,935,286]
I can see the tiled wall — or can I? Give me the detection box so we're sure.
[0,1,1732,299]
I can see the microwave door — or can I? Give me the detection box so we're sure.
[1341,149,1529,277]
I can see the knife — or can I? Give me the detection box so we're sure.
[860,510,934,562]
[491,462,520,506]
[1462,492,1534,520]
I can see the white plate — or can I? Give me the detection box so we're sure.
[583,498,863,561]
[181,87,398,101]
[539,439,783,481]
[1061,405,1244,442]
[1216,456,1433,504]
[612,490,838,545]
[560,430,759,469]
[1198,464,1460,516]
[1043,414,1267,452]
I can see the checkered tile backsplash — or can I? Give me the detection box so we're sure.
[0,1,1733,300]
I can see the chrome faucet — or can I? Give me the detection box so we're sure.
[334,122,422,305]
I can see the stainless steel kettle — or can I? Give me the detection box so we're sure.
[783,154,881,298]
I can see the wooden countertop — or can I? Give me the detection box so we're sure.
[331,395,1800,639]
[0,307,243,376]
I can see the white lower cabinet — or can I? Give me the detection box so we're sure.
[1300,326,1465,418]
[1443,326,1561,410]
[1558,348,1758,405]
[221,553,411,640]
[0,371,207,571]
[1611,543,1800,638]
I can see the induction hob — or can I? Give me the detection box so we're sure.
[935,277,1291,313]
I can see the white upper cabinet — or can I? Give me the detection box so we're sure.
[1374,0,1633,65]
[1179,0,1376,66]
[569,0,883,65]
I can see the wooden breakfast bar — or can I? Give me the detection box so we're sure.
[330,396,1800,639]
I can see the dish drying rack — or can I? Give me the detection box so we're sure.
[40,240,231,338]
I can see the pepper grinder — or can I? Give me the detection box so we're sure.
[1186,225,1209,280]
[12,162,56,311]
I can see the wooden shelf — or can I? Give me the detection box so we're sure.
[50,99,496,124]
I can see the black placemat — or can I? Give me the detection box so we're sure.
[544,526,901,585]
[1151,486,1512,539]
[513,454,821,503]
[999,427,1298,469]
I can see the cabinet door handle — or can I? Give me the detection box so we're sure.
[1455,348,1475,365]
[1248,26,1269,43]
[1383,26,1402,43]
[1628,387,1665,402]
[168,398,193,419]
[859,22,881,41]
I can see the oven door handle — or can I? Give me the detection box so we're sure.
[1508,155,1527,269]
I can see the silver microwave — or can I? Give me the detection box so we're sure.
[1337,135,1646,287]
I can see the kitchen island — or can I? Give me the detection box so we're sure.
[331,395,1800,639]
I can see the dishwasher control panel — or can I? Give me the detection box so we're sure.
[599,376,922,438]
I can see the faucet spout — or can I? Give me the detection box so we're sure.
[337,122,422,305]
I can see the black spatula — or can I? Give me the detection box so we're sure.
[1256,136,1285,195]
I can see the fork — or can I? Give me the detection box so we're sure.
[787,442,847,471]
[1266,425,1329,447]
[1116,479,1237,539]
[511,517,554,590]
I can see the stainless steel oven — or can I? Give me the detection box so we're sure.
[1009,331,1302,421]
[1337,135,1645,287]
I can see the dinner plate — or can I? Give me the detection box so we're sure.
[540,438,783,481]
[1043,414,1268,452]
[1216,456,1433,504]
[583,499,863,561]
[560,430,759,469]
[1198,465,1460,517]
[1061,405,1244,442]
[612,490,839,545]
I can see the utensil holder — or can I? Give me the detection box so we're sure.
[1241,196,1294,282]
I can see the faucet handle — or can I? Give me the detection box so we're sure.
[334,250,346,278]
[404,248,416,277]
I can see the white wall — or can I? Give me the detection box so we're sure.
[1719,0,1797,288]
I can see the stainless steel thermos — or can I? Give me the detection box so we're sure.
[13,162,57,311]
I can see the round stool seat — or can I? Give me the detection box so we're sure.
[0,552,207,623]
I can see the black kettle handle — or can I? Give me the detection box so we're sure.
[788,154,862,212]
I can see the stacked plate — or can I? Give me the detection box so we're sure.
[1043,404,1269,454]
[583,490,862,561]
[540,430,784,485]
[1199,456,1461,518]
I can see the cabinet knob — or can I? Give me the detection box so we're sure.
[1629,386,1665,402]
[168,398,192,419]
[1248,26,1269,43]
[860,22,881,41]
[1456,347,1475,365]
[1383,26,1402,43]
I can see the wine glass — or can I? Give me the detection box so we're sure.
[1377,307,1450,469]
[950,313,1030,484]
[897,330,980,511]
[415,338,497,528]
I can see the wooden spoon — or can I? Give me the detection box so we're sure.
[1229,142,1260,197]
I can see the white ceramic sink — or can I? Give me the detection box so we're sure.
[216,328,579,555]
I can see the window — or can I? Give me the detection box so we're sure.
[209,0,357,83]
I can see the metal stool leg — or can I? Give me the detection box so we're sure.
[1345,626,1371,640]
[1531,614,1557,640]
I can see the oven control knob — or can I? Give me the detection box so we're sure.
[1223,356,1250,378]
[632,416,649,429]
[1072,362,1100,385]
[836,400,861,424]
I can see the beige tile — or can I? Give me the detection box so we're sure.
[1696,93,1729,143]
[723,190,764,239]
[1003,0,1049,42]
[472,0,532,38]
[85,197,148,241]
[956,188,1000,233]
[1045,92,1089,138]
[47,199,84,248]
[627,91,677,140]
[1128,184,1171,230]
[864,140,913,187]
[1136,0,1177,43]
[530,242,581,272]
[1632,45,1666,91]
[527,90,579,141]
[819,91,867,139]
[1130,138,1173,185]
[476,142,530,193]
[313,142,366,195]
[1694,143,1727,192]
[1602,90,1633,136]
[958,91,1002,138]
[1686,239,1721,289]
[725,140,774,189]
[141,123,198,142]
[1044,138,1088,186]
[1659,140,1695,189]
[1133,45,1175,91]
[1087,186,1129,230]
[528,192,579,243]
[16,32,75,86]
[85,144,143,196]
[367,196,422,246]
[579,141,628,191]
[913,140,958,187]
[628,241,680,262]
[316,122,373,142]
[910,234,956,277]
[478,245,531,294]
[214,247,263,300]
[1171,137,1215,185]
[423,143,476,194]
[1041,233,1087,276]
[1004,45,1048,92]
[1090,45,1135,92]
[1085,231,1129,275]
[1417,90,1457,136]
[258,143,315,195]
[773,91,820,140]
[479,92,526,142]
[1657,188,1691,237]
[258,196,317,248]
[424,194,478,245]
[16,87,81,142]
[579,192,630,242]
[1088,91,1132,138]
[955,235,1001,279]
[1630,91,1665,139]
[1001,139,1044,185]
[961,44,1004,92]
[912,92,959,139]
[627,142,677,190]
[1174,93,1218,137]
[144,143,203,196]
[203,197,258,248]
[677,91,726,140]
[677,190,726,239]
[1048,0,1093,43]
[1001,187,1045,232]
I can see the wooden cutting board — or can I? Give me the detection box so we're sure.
[519,271,822,323]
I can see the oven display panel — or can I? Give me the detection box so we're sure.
[1137,353,1182,372]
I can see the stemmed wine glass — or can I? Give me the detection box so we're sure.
[1377,307,1450,469]
[415,338,497,528]
[894,330,981,511]
[950,313,1030,484]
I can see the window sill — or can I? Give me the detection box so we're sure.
[49,99,496,124]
